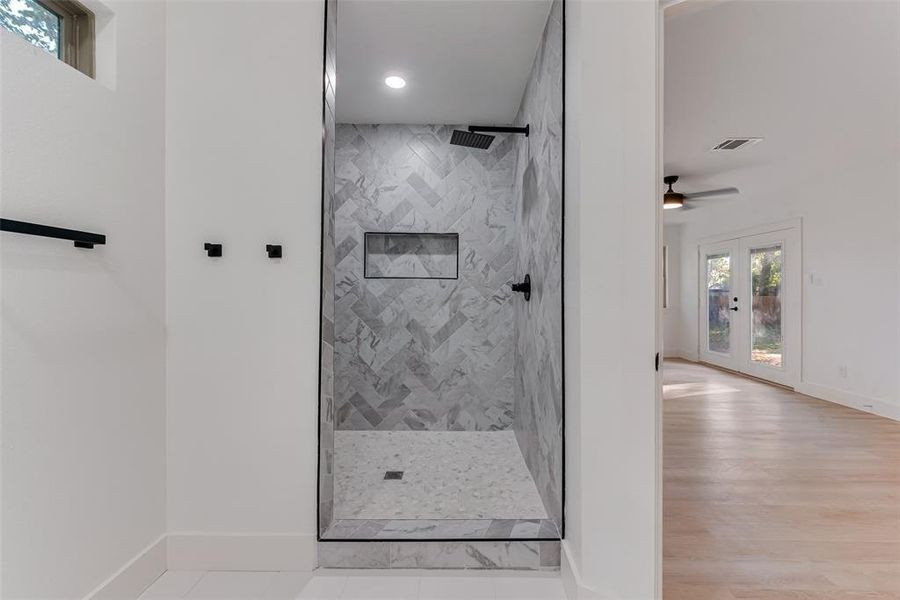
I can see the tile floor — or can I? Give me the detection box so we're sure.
[137,570,567,600]
[334,431,547,521]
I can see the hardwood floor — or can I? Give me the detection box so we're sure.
[663,360,900,599]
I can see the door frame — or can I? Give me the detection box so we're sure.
[316,0,571,542]
[696,218,803,388]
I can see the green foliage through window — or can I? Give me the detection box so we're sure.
[750,246,783,366]
[0,0,60,57]
[706,253,730,289]
[706,253,731,353]
[751,246,782,297]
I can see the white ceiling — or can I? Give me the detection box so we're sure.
[663,0,899,223]
[335,0,552,124]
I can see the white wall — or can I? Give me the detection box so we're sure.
[165,0,324,564]
[1,2,167,597]
[564,0,660,597]
[3,1,665,594]
[663,1,900,417]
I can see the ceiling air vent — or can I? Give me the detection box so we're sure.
[711,137,763,152]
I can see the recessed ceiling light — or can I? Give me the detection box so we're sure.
[384,75,406,89]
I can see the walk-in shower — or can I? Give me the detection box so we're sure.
[318,0,564,545]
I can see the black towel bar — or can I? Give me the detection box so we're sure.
[1,218,106,248]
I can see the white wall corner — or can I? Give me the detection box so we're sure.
[85,535,167,600]
[166,533,317,572]
[663,349,698,362]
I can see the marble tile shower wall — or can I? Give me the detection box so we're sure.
[512,0,564,525]
[333,124,518,432]
[318,0,337,534]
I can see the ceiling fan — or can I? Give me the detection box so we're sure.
[663,175,739,210]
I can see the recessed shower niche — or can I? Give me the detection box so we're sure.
[318,0,564,545]
[364,232,459,280]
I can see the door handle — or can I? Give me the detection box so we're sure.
[730,306,739,311]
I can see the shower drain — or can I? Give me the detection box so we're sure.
[383,470,404,480]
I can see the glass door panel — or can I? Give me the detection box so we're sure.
[706,252,733,354]
[739,228,797,387]
[749,245,783,368]
[699,240,741,371]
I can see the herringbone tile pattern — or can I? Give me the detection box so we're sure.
[512,0,564,525]
[334,124,518,431]
[318,0,337,534]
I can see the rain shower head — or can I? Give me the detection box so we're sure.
[450,129,495,150]
[449,125,530,150]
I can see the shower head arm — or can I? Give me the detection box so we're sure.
[468,125,530,137]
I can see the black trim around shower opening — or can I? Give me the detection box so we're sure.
[314,0,329,545]
[315,0,567,544]
[560,0,567,540]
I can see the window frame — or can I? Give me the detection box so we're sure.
[36,0,94,77]
[662,245,669,309]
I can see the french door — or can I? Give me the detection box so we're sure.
[699,226,800,387]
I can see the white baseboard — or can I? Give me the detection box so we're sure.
[84,532,316,600]
[796,381,900,422]
[664,354,897,422]
[85,535,167,600]
[560,541,610,600]
[166,532,317,572]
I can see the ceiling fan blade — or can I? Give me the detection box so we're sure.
[683,187,739,200]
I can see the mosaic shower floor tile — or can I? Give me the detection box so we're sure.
[333,431,547,521]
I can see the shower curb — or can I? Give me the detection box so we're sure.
[317,540,560,570]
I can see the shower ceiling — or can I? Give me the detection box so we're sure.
[335,0,552,124]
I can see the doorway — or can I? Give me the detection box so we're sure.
[317,0,565,542]
[698,223,801,387]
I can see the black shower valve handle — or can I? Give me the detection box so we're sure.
[511,274,531,302]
